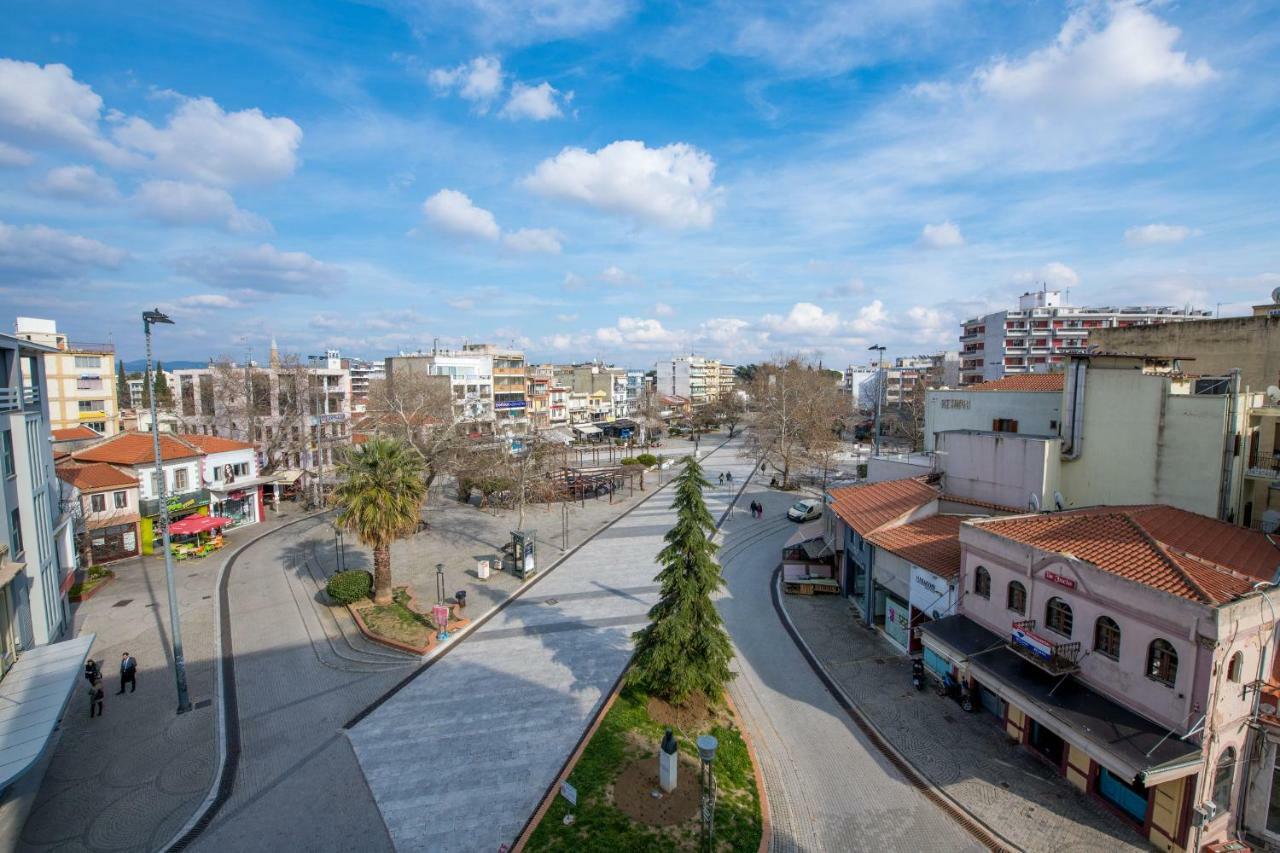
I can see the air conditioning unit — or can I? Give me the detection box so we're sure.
[1191,801,1219,827]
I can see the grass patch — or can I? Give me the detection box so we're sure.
[68,566,113,599]
[356,588,435,647]
[526,686,762,852]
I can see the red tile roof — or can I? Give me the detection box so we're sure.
[73,432,202,465]
[828,478,939,537]
[867,515,973,578]
[176,433,254,453]
[963,373,1066,392]
[52,426,102,442]
[56,462,137,491]
[940,494,1024,514]
[971,506,1279,604]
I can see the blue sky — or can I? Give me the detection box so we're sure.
[1,0,1278,367]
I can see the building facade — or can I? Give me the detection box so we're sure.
[14,318,117,437]
[55,462,141,567]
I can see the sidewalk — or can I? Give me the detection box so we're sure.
[781,593,1150,852]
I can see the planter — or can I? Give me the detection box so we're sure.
[69,570,116,602]
[348,585,471,656]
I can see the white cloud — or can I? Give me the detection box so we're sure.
[762,302,842,336]
[447,297,476,310]
[175,244,346,294]
[699,317,750,344]
[562,272,587,291]
[430,56,504,108]
[113,96,302,186]
[848,299,889,334]
[0,220,127,282]
[0,59,124,162]
[1013,261,1080,290]
[31,164,120,202]
[176,293,239,309]
[133,179,269,232]
[0,141,33,167]
[524,140,718,229]
[555,313,578,323]
[918,220,964,249]
[502,227,562,253]
[654,302,674,316]
[402,0,630,46]
[595,316,679,348]
[421,189,501,241]
[546,333,577,350]
[1125,223,1195,246]
[599,264,636,285]
[500,82,568,120]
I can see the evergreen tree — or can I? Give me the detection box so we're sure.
[628,455,735,704]
[116,361,129,410]
[153,361,172,408]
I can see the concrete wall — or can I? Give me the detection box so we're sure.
[865,455,932,482]
[1091,314,1280,392]
[936,431,1059,510]
[924,389,1060,450]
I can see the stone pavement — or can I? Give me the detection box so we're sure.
[15,502,312,853]
[346,437,756,852]
[718,479,984,852]
[783,593,1149,852]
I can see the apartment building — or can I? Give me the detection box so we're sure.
[655,356,717,407]
[960,290,1210,385]
[386,344,529,435]
[465,345,527,434]
[13,318,117,436]
[347,357,385,412]
[624,370,647,416]
[526,364,553,431]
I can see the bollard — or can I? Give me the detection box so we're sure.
[659,728,678,793]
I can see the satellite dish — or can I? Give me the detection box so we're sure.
[1028,493,1041,512]
[1053,491,1066,512]
[1268,386,1280,405]
[1262,509,1280,534]
[1272,286,1280,305]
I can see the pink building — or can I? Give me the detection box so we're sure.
[921,505,1280,852]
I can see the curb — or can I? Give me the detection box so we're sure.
[722,689,771,853]
[770,567,1021,853]
[161,510,332,852]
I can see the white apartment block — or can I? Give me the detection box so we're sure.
[14,318,118,436]
[960,290,1211,385]
[654,356,723,407]
[348,357,385,412]
[386,345,528,435]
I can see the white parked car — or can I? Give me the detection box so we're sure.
[786,499,822,522]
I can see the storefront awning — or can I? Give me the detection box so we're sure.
[86,512,140,531]
[273,469,305,484]
[207,476,274,494]
[0,634,95,791]
[572,424,602,436]
[920,614,1200,785]
[169,515,233,535]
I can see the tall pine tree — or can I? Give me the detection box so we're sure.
[153,361,172,408]
[116,361,129,410]
[629,455,735,705]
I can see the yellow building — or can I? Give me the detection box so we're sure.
[14,318,117,437]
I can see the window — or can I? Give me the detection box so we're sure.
[1212,748,1236,813]
[1227,651,1244,683]
[1148,639,1179,686]
[1094,616,1121,660]
[151,472,162,495]
[2,431,13,479]
[1045,597,1073,636]
[84,421,105,434]
[74,355,100,369]
[113,490,127,509]
[1007,581,1027,615]
[78,399,106,412]
[90,493,106,513]
[974,566,991,599]
[173,468,189,491]
[992,418,1019,433]
[8,508,21,556]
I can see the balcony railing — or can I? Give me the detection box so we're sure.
[66,341,115,353]
[1247,454,1280,480]
[1,386,40,411]
[1009,620,1081,675]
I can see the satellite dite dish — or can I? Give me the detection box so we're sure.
[1268,386,1280,405]
[1028,493,1041,512]
[1272,285,1280,304]
[1053,491,1066,512]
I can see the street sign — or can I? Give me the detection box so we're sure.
[560,781,577,806]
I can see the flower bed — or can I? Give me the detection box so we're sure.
[348,586,470,655]
[69,567,115,602]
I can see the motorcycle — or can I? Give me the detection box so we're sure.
[936,672,975,712]
[911,658,925,691]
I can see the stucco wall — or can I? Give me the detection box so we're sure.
[924,389,1060,450]
[1091,315,1280,391]
[937,431,1059,509]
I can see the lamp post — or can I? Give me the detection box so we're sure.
[697,734,718,852]
[868,345,887,459]
[143,309,192,714]
[436,562,446,606]
[333,524,345,572]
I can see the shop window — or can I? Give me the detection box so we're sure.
[1213,748,1236,813]
[1147,639,1178,686]
[113,490,128,509]
[1045,597,1073,636]
[90,494,106,513]
[1228,651,1244,683]
[1093,616,1121,660]
[1007,581,1026,615]
[1098,766,1148,823]
[974,566,991,599]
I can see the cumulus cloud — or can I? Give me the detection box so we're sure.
[524,140,718,229]
[134,179,270,233]
[1013,261,1080,290]
[0,141,34,167]
[0,220,127,283]
[599,264,637,285]
[1125,223,1195,246]
[422,189,501,241]
[501,82,569,120]
[918,220,964,249]
[502,227,562,253]
[176,293,239,309]
[429,56,504,108]
[175,244,346,294]
[654,302,674,316]
[595,316,679,348]
[762,302,841,336]
[31,164,120,202]
[0,59,125,163]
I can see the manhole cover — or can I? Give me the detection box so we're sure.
[545,598,559,606]
[112,599,133,607]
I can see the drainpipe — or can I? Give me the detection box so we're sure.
[864,540,875,628]
[1061,356,1087,460]
[1218,369,1241,522]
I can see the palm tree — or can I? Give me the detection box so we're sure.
[331,437,426,605]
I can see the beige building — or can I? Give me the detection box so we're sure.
[13,318,117,436]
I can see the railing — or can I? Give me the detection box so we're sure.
[2,386,41,410]
[1009,620,1082,674]
[66,341,115,353]
[1247,454,1280,480]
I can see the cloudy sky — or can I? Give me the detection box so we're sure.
[1,1,1277,366]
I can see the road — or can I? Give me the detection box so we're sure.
[718,479,984,852]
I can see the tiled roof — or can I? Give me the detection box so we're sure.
[962,373,1066,392]
[51,426,102,442]
[828,478,939,537]
[176,433,254,453]
[940,494,1023,514]
[867,515,973,578]
[73,432,202,466]
[971,506,1278,605]
[56,462,137,491]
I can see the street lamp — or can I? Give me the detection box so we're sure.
[868,345,887,459]
[143,308,192,714]
[333,524,345,572]
[697,734,718,852]
[436,561,446,606]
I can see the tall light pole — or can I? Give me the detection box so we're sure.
[697,734,718,852]
[143,309,192,714]
[868,345,886,459]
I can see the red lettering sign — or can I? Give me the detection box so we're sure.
[1044,571,1076,590]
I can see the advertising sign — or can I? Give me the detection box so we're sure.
[1044,570,1076,590]
[494,400,527,409]
[1011,625,1054,661]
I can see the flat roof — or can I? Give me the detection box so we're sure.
[0,634,95,790]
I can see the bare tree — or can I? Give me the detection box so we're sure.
[365,371,466,492]
[745,357,845,489]
[712,392,745,438]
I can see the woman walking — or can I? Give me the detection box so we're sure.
[88,678,104,718]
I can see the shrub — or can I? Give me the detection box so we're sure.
[635,453,659,467]
[327,569,373,605]
[620,457,638,465]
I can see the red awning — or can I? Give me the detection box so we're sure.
[168,515,233,535]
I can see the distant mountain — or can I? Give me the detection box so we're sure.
[121,359,208,372]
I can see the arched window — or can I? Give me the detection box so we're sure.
[1045,597,1073,636]
[1148,639,1179,686]
[974,567,991,599]
[1094,616,1121,660]
[1212,747,1237,812]
[1007,581,1026,615]
[1227,651,1244,683]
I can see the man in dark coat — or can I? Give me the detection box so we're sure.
[118,652,137,694]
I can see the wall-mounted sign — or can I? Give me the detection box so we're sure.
[494,400,527,409]
[939,399,971,410]
[318,413,346,424]
[1044,570,1076,590]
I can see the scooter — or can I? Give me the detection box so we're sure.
[911,658,925,691]
[936,672,975,712]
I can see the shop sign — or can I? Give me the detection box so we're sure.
[1011,625,1054,661]
[123,530,136,551]
[167,496,198,513]
[495,400,527,409]
[1044,570,1076,590]
[939,399,971,410]
[318,413,345,424]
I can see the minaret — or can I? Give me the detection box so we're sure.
[269,336,281,369]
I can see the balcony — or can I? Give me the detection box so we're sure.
[1009,620,1081,675]
[1247,454,1280,480]
[0,386,41,411]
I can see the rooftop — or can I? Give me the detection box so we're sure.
[51,426,103,442]
[72,432,202,466]
[959,373,1066,393]
[867,514,973,578]
[55,462,137,491]
[175,433,255,454]
[827,477,939,537]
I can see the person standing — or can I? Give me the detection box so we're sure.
[84,658,100,685]
[119,652,137,694]
[88,678,104,718]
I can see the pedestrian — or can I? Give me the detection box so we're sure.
[88,678,104,718]
[756,501,763,518]
[118,651,137,694]
[726,471,733,484]
[748,500,756,518]
[718,472,724,485]
[84,658,100,685]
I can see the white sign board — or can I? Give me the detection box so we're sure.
[560,780,577,807]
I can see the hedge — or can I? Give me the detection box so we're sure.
[327,569,373,605]
[634,453,659,467]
